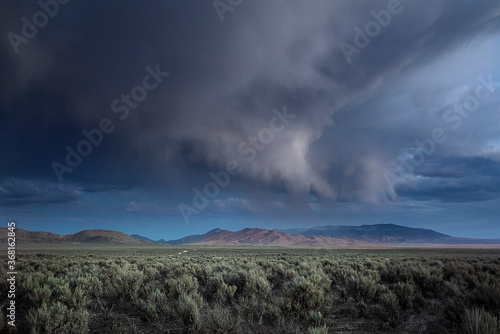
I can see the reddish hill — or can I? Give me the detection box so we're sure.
[167,227,373,247]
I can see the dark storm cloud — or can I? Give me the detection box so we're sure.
[1,0,500,209]
[0,178,81,206]
[395,157,500,202]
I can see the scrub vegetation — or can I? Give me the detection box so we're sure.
[1,246,499,333]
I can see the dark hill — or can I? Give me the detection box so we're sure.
[278,224,500,245]
[130,234,169,244]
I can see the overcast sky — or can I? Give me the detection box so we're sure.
[1,0,500,240]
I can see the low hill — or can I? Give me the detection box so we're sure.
[130,234,169,244]
[0,228,150,244]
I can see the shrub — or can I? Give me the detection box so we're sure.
[467,280,500,313]
[71,286,88,308]
[143,300,159,323]
[338,286,348,302]
[243,270,271,299]
[461,307,500,334]
[382,264,413,284]
[412,266,443,295]
[194,264,213,286]
[177,293,202,332]
[225,270,248,295]
[31,284,52,306]
[267,263,286,287]
[307,310,323,327]
[376,291,400,328]
[26,301,89,334]
[282,273,330,315]
[347,275,377,303]
[166,274,199,300]
[374,283,389,299]
[394,281,415,309]
[52,281,72,305]
[202,302,238,333]
[137,287,172,322]
[413,290,425,313]
[76,275,103,298]
[116,268,144,300]
[206,274,237,303]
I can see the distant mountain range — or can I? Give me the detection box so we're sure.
[160,224,500,247]
[1,224,499,247]
[164,228,372,247]
[278,224,446,243]
[276,224,500,245]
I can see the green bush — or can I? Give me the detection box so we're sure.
[347,274,377,303]
[282,273,330,315]
[76,275,103,298]
[136,287,172,322]
[116,268,145,300]
[412,266,443,295]
[32,284,52,306]
[376,291,400,328]
[177,293,202,332]
[394,281,415,309]
[71,285,88,308]
[206,273,237,303]
[225,270,248,296]
[165,273,199,299]
[243,269,272,299]
[27,301,89,334]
